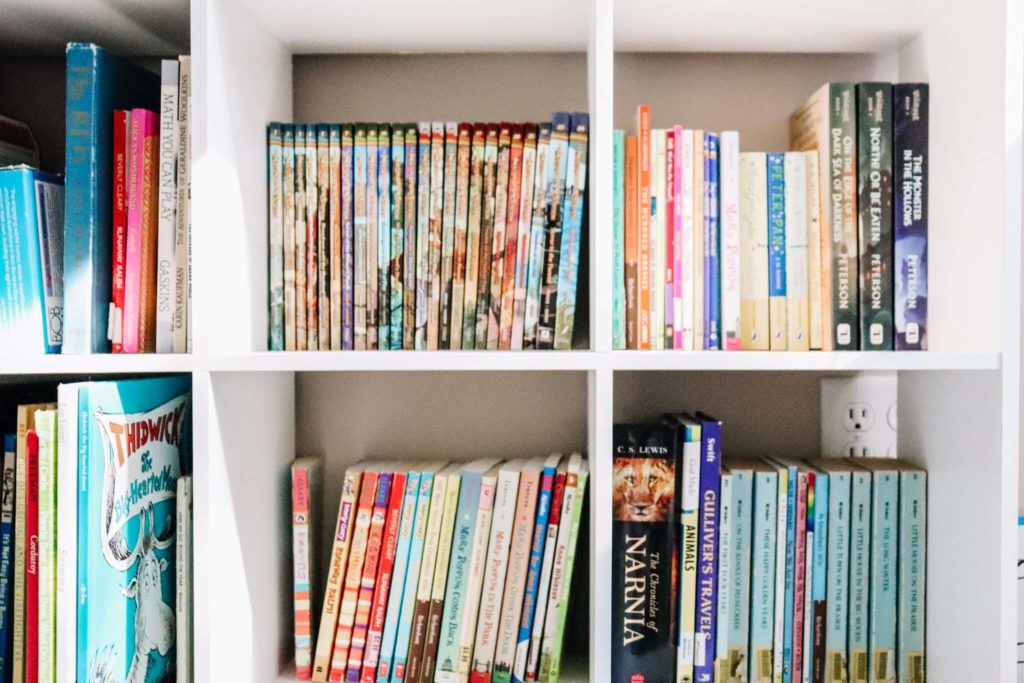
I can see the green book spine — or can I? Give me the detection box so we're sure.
[828,84,859,350]
[543,465,587,683]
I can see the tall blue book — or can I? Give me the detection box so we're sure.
[694,412,722,683]
[0,435,14,679]
[704,133,720,350]
[0,166,65,353]
[71,376,191,683]
[63,43,159,353]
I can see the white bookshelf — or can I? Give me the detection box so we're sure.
[3,0,1023,681]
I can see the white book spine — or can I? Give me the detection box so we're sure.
[680,131,696,350]
[678,437,701,678]
[156,59,180,353]
[37,412,56,683]
[804,150,823,350]
[173,56,191,353]
[56,387,78,683]
[719,131,741,350]
[177,476,194,683]
[784,152,810,351]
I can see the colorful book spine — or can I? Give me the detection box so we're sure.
[772,462,794,683]
[715,470,734,682]
[675,416,702,683]
[624,134,639,350]
[55,392,78,682]
[897,466,926,683]
[305,124,319,351]
[739,153,769,350]
[784,152,810,351]
[748,466,778,683]
[652,129,665,351]
[427,123,445,350]
[694,414,722,683]
[318,125,331,348]
[0,437,15,678]
[292,460,317,680]
[864,463,897,683]
[809,469,829,683]
[516,124,549,349]
[719,131,741,350]
[421,468,462,683]
[449,124,472,350]
[416,123,432,350]
[525,459,566,681]
[893,84,928,351]
[704,133,720,350]
[366,124,379,349]
[512,455,558,682]
[636,106,652,349]
[693,129,704,349]
[486,124,512,350]
[613,130,626,349]
[390,126,406,351]
[857,83,894,350]
[801,474,815,683]
[377,126,391,349]
[438,123,460,350]
[329,124,343,349]
[458,466,500,681]
[671,125,684,349]
[475,124,500,350]
[535,113,571,349]
[831,85,858,350]
[110,110,129,352]
[681,131,696,350]
[804,151,823,350]
[294,125,308,349]
[155,61,179,353]
[612,426,676,683]
[766,152,787,351]
[24,429,39,683]
[36,410,57,683]
[283,124,296,349]
[664,129,676,347]
[726,465,753,683]
[848,468,871,683]
[354,124,369,350]
[14,413,28,683]
[403,123,418,350]
[792,472,809,683]
[810,463,850,683]
[460,124,485,349]
[122,109,156,353]
[341,124,355,350]
[498,125,526,350]
[554,113,589,350]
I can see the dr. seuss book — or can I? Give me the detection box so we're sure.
[74,375,191,683]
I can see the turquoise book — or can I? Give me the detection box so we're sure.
[859,459,897,683]
[0,166,65,353]
[770,459,798,683]
[807,459,852,683]
[723,460,753,683]
[847,465,872,683]
[612,130,626,349]
[63,43,159,353]
[808,466,829,683]
[73,375,190,683]
[896,464,925,683]
[715,470,733,681]
[747,460,777,683]
[376,469,422,682]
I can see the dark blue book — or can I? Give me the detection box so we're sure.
[63,43,158,353]
[0,434,14,680]
[893,83,928,350]
[704,133,720,350]
[693,412,721,683]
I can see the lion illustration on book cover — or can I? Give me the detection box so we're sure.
[612,457,673,522]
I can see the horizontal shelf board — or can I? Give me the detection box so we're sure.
[0,353,195,375]
[276,656,591,683]
[608,351,1002,372]
[243,0,589,53]
[207,350,599,372]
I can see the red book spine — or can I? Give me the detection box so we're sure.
[792,471,810,681]
[111,110,129,353]
[360,472,406,683]
[25,430,39,683]
[498,125,525,350]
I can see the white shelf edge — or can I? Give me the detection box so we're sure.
[274,656,591,683]
[0,353,196,375]
[607,350,1002,372]
[205,350,599,372]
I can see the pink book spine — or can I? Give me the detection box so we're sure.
[664,130,676,349]
[792,471,809,681]
[122,109,158,354]
[672,124,684,349]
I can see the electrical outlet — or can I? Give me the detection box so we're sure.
[821,373,897,459]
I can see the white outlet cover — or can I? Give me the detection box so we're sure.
[821,373,898,459]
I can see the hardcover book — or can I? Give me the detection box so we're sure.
[172,56,191,354]
[56,384,80,681]
[893,84,928,351]
[110,110,130,352]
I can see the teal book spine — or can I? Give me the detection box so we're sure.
[848,469,872,683]
[376,470,421,682]
[435,471,484,679]
[897,468,925,683]
[868,467,897,683]
[781,465,797,683]
[824,470,851,683]
[613,130,626,349]
[715,472,733,679]
[391,470,435,680]
[76,386,92,683]
[809,473,829,683]
[728,468,753,683]
[748,469,777,683]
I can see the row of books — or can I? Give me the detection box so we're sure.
[0,377,193,683]
[0,44,193,355]
[612,420,926,683]
[266,114,589,352]
[612,83,929,352]
[291,455,589,683]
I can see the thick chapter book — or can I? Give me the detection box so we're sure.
[516,124,550,349]
[420,465,463,683]
[426,123,445,350]
[783,152,810,351]
[73,377,189,683]
[292,457,323,680]
[847,465,871,683]
[714,469,734,681]
[739,154,769,350]
[856,83,894,350]
[498,125,527,350]
[747,460,779,683]
[613,130,626,349]
[448,124,472,350]
[553,113,589,350]
[509,125,540,350]
[808,467,830,683]
[804,151,823,350]
[896,463,925,683]
[475,124,501,350]
[535,114,571,349]
[0,166,64,353]
[857,459,897,683]
[0,437,14,678]
[63,43,158,353]
[438,123,460,350]
[766,153,787,351]
[694,414,722,683]
[719,131,741,350]
[457,464,501,681]
[155,59,179,353]
[612,424,677,683]
[122,109,159,354]
[459,124,485,349]
[893,84,928,350]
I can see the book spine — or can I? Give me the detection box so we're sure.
[475,124,500,350]
[805,151,823,350]
[780,466,797,683]
[678,424,701,683]
[541,466,587,683]
[421,473,462,683]
[766,152,787,351]
[376,126,392,349]
[823,471,850,683]
[460,125,486,349]
[509,126,539,350]
[554,113,590,350]
[652,130,665,351]
[515,125,548,349]
[637,106,652,349]
[0,440,15,680]
[404,472,447,683]
[295,126,308,349]
[784,152,810,351]
[56,395,77,683]
[867,468,897,683]
[897,469,925,683]
[389,471,434,683]
[857,83,894,350]
[671,125,683,349]
[354,124,369,349]
[792,474,809,683]
[536,114,571,349]
[403,124,418,350]
[537,459,578,679]
[390,127,406,351]
[730,470,754,683]
[831,84,859,350]
[317,126,331,349]
[624,134,639,350]
[810,474,829,683]
[123,111,148,354]
[512,464,556,682]
[694,418,721,683]
[612,426,676,682]
[416,123,432,350]
[681,131,696,350]
[449,124,473,350]
[613,131,626,349]
[111,110,129,353]
[771,466,790,683]
[37,412,57,683]
[13,417,27,683]
[693,130,704,350]
[664,129,676,348]
[526,467,566,680]
[335,124,352,350]
[499,125,526,350]
[268,122,284,350]
[25,430,39,683]
[156,60,179,353]
[715,472,733,682]
[362,471,409,682]
[427,123,446,350]
[458,475,498,680]
[174,56,191,354]
[848,471,871,683]
[704,133,720,349]
[305,124,320,351]
[137,115,160,352]
[719,131,741,350]
[293,464,315,679]
[749,471,778,683]
[329,124,343,349]
[283,125,297,350]
[438,123,460,350]
[176,476,194,683]
[486,124,512,350]
[893,84,928,350]
[375,472,421,682]
[739,153,769,350]
[365,125,379,349]
[802,476,814,683]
